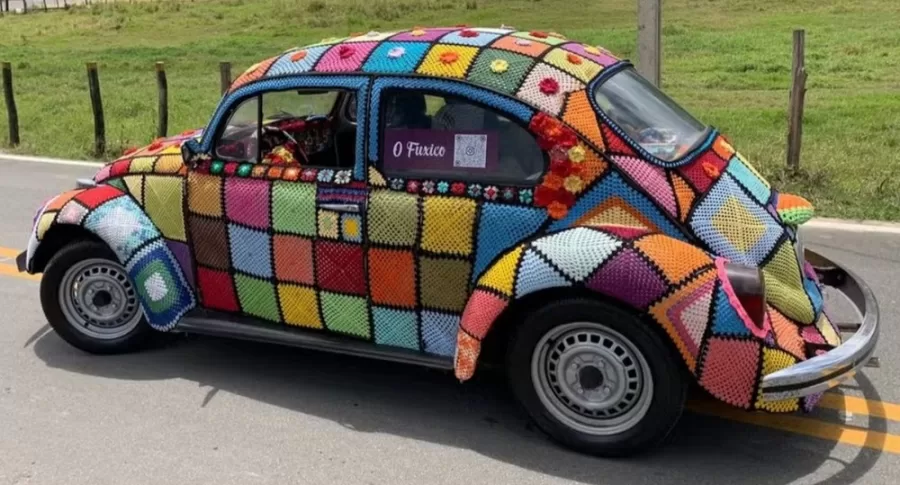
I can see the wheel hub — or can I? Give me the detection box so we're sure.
[59,258,142,340]
[531,322,654,436]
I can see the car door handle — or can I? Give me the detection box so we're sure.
[319,203,360,213]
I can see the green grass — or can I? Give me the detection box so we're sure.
[0,0,899,219]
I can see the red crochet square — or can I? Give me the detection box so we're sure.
[109,160,132,178]
[315,241,366,295]
[75,184,124,209]
[698,337,760,409]
[196,267,240,312]
[678,151,728,194]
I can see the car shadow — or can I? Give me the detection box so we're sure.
[30,330,884,485]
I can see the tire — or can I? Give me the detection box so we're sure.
[507,298,687,457]
[40,240,154,354]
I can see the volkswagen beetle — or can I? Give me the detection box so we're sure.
[16,26,879,456]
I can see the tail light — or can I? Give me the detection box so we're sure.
[723,262,767,329]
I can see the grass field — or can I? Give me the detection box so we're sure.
[0,0,898,219]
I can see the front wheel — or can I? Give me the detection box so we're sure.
[507,298,687,457]
[40,241,154,354]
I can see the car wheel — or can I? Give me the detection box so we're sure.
[40,241,154,354]
[507,298,687,457]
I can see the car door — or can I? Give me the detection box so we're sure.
[366,83,548,357]
[186,79,372,339]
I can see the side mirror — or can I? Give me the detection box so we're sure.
[181,139,207,168]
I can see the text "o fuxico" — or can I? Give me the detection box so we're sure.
[393,141,446,159]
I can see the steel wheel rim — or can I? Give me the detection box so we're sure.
[58,258,141,340]
[531,321,654,436]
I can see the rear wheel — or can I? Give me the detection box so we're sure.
[40,241,154,354]
[507,298,687,457]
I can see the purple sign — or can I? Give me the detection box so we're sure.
[383,128,499,175]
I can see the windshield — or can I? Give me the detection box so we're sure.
[593,68,706,162]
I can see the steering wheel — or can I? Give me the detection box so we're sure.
[262,124,309,165]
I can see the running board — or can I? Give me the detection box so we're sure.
[175,312,455,370]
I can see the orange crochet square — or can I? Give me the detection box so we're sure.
[368,248,417,308]
[490,35,552,57]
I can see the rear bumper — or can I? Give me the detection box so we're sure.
[758,248,879,401]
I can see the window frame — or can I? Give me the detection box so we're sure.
[588,63,716,167]
[374,87,548,186]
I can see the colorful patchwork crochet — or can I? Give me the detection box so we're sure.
[25,186,195,330]
[23,26,838,416]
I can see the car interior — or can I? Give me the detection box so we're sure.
[214,88,545,184]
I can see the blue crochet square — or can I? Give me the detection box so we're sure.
[126,240,196,330]
[373,306,420,350]
[228,224,273,279]
[421,310,459,357]
[727,156,771,205]
[362,42,431,73]
[473,203,546,280]
[267,46,331,77]
[439,30,502,47]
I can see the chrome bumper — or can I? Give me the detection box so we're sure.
[758,248,879,401]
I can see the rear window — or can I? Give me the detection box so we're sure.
[593,68,707,162]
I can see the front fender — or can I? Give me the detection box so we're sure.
[454,225,808,411]
[25,185,195,331]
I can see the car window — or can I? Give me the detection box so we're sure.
[215,89,350,168]
[216,96,260,162]
[593,67,707,162]
[378,90,544,184]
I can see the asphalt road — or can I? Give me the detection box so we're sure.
[1,156,899,484]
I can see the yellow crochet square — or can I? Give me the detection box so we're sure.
[421,196,477,256]
[278,284,322,329]
[130,157,156,173]
[417,45,480,79]
[143,175,186,242]
[187,172,222,217]
[478,245,522,297]
[755,347,800,412]
[123,175,144,206]
[154,155,183,174]
[543,48,603,83]
[36,212,55,240]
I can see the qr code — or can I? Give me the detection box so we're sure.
[453,134,488,168]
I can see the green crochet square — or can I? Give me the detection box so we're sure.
[367,189,419,247]
[235,273,281,322]
[467,49,535,95]
[272,181,316,236]
[321,291,371,338]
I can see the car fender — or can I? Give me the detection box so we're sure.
[454,225,797,411]
[25,185,195,331]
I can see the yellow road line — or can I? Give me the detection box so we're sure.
[0,247,21,259]
[818,393,900,422]
[0,263,40,281]
[688,399,900,454]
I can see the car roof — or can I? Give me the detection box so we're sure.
[227,26,624,115]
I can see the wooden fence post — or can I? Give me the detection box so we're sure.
[219,62,231,96]
[156,62,168,138]
[637,0,662,87]
[2,62,20,147]
[786,29,807,171]
[86,62,106,156]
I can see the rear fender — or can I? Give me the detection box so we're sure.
[25,185,195,331]
[454,225,794,411]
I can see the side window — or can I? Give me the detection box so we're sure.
[215,89,352,169]
[216,96,260,162]
[378,90,545,184]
